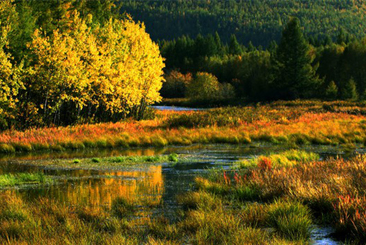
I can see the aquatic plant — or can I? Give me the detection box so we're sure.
[0,173,51,187]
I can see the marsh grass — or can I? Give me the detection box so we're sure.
[71,154,181,168]
[5,154,186,171]
[238,150,319,169]
[2,101,366,154]
[0,173,51,187]
[1,153,363,244]
[91,154,181,167]
[194,153,366,243]
[0,144,15,154]
[266,200,312,240]
[0,180,312,244]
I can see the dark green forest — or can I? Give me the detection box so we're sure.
[119,0,366,47]
[159,19,366,102]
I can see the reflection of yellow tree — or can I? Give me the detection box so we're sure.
[62,165,164,209]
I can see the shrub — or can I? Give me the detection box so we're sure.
[160,71,192,98]
[186,72,221,101]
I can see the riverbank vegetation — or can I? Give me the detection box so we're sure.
[0,100,365,154]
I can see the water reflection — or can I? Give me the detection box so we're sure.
[12,166,164,211]
[0,147,169,161]
[0,143,356,163]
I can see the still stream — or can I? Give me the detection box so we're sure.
[0,144,353,244]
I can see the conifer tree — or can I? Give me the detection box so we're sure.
[325,81,338,100]
[214,32,223,55]
[204,34,218,56]
[229,34,242,55]
[247,41,256,52]
[272,17,319,99]
[341,77,358,100]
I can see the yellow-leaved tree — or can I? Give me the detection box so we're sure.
[0,0,23,129]
[30,11,95,124]
[29,10,165,124]
[95,16,165,119]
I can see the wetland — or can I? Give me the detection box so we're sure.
[0,144,359,244]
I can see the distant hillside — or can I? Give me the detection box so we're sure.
[119,0,366,46]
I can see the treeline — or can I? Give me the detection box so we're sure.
[119,0,365,47]
[0,0,164,130]
[160,18,365,102]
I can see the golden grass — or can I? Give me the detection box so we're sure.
[1,101,366,153]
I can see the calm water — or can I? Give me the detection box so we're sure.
[150,105,206,111]
[0,144,350,244]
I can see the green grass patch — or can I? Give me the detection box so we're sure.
[266,200,313,240]
[91,158,100,163]
[77,154,182,167]
[0,173,52,187]
[238,149,319,169]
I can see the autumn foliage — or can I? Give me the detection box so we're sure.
[0,0,165,129]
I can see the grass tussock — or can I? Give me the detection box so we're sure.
[266,200,312,240]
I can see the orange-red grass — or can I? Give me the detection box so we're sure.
[0,103,365,153]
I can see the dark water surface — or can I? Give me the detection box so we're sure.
[0,144,351,244]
